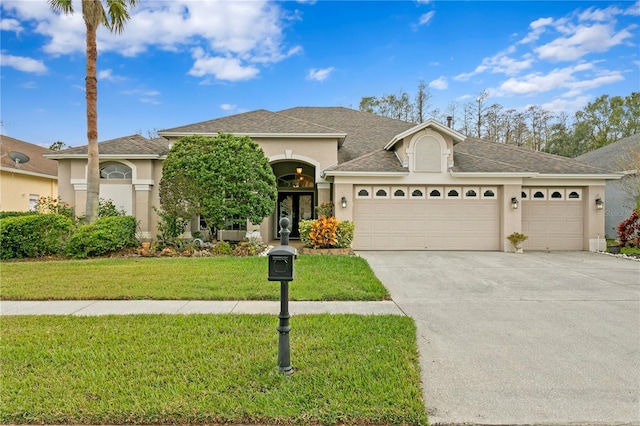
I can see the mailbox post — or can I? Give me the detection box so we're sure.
[268,217,296,375]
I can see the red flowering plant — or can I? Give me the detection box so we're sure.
[617,209,640,248]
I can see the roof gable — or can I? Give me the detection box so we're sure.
[383,119,466,151]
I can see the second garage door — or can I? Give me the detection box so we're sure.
[353,186,500,250]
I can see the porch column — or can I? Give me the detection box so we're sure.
[134,184,152,239]
[502,184,522,252]
[316,182,331,210]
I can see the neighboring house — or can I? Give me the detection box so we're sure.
[576,134,639,239]
[0,134,58,212]
[46,107,619,251]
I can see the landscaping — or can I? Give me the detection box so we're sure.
[0,314,427,425]
[0,255,389,301]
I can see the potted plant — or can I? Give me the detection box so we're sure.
[507,232,528,253]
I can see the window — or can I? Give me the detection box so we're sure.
[375,188,388,198]
[568,191,581,199]
[521,191,528,199]
[464,188,479,199]
[29,194,38,211]
[533,191,545,199]
[410,188,425,199]
[356,187,371,199]
[482,190,495,198]
[428,188,443,199]
[446,188,461,199]
[100,162,132,179]
[550,190,563,200]
[392,188,407,199]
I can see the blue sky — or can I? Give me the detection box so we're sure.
[1,0,639,148]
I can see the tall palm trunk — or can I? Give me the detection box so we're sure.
[83,0,101,223]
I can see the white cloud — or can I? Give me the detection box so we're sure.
[2,0,300,80]
[220,103,236,111]
[189,47,259,81]
[429,76,447,90]
[538,95,591,114]
[0,51,47,73]
[535,23,635,62]
[0,18,22,33]
[307,67,335,82]
[418,11,435,26]
[519,17,553,44]
[494,62,623,98]
[454,47,533,81]
[98,69,126,82]
[623,1,640,16]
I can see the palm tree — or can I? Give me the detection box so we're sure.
[48,0,138,223]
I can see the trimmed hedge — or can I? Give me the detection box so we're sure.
[0,214,73,260]
[0,211,38,219]
[66,216,138,259]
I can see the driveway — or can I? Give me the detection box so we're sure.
[358,251,640,425]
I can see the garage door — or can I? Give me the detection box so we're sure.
[522,188,584,250]
[353,186,500,250]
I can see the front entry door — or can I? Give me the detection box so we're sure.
[277,193,314,238]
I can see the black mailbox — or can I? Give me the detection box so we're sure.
[268,245,296,281]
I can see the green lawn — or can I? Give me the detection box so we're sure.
[1,314,427,425]
[0,255,389,301]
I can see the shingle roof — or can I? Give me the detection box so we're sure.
[53,135,170,157]
[453,138,613,174]
[575,134,640,172]
[328,149,408,173]
[0,134,57,177]
[160,109,345,136]
[278,107,415,163]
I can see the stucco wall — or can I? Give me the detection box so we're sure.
[0,170,58,211]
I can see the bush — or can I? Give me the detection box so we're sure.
[335,221,355,248]
[66,216,138,258]
[0,214,73,260]
[299,219,313,248]
[0,211,38,219]
[35,196,75,220]
[617,209,640,248]
[309,216,339,248]
[212,240,233,255]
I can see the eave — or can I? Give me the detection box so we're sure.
[43,154,163,160]
[158,131,348,146]
[0,166,58,180]
[323,171,409,177]
[384,119,466,151]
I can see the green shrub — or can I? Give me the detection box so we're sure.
[212,240,233,255]
[335,220,355,248]
[0,214,73,260]
[299,219,313,248]
[65,216,138,259]
[0,211,38,219]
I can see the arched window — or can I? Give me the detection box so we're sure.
[376,189,388,197]
[447,189,459,197]
[100,162,131,179]
[429,189,441,197]
[411,189,424,197]
[568,191,580,199]
[551,191,563,199]
[533,191,545,199]
[358,189,370,197]
[465,189,477,197]
[521,191,528,199]
[483,190,495,197]
[394,189,405,197]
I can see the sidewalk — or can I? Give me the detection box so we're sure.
[0,300,404,316]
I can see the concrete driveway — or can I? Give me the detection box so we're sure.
[358,251,640,425]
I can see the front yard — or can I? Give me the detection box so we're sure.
[0,255,389,301]
[0,255,427,425]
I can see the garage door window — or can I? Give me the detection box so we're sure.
[392,188,407,199]
[482,188,497,198]
[568,190,581,200]
[550,190,564,200]
[356,187,371,199]
[428,188,443,199]
[410,188,425,199]
[446,188,461,199]
[464,188,479,199]
[532,190,546,200]
[374,187,389,198]
[521,190,529,199]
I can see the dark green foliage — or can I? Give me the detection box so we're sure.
[0,214,73,260]
[159,134,277,231]
[65,216,138,258]
[0,211,38,219]
[153,207,189,246]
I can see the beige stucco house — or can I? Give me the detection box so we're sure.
[1,135,58,212]
[46,107,620,251]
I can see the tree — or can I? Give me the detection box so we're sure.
[48,0,138,224]
[414,80,431,123]
[49,141,68,151]
[159,134,277,235]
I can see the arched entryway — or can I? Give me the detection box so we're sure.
[271,161,316,238]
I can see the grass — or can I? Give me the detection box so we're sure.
[0,255,389,301]
[0,314,427,425]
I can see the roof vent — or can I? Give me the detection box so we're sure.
[446,116,453,128]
